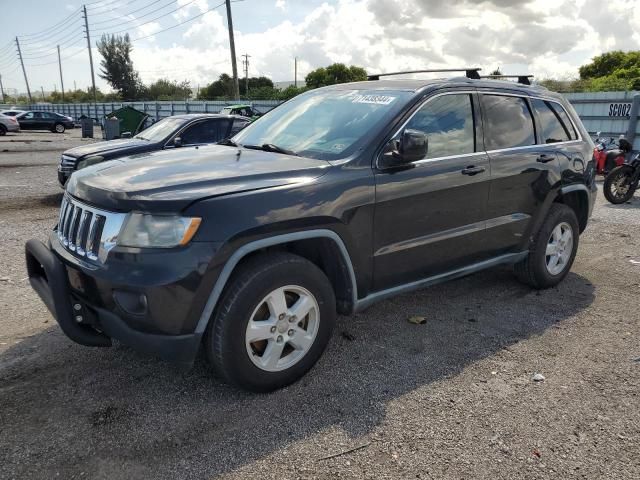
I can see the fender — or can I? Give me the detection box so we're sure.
[193,229,358,335]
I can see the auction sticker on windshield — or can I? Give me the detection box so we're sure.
[351,94,396,105]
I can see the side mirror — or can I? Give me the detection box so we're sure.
[173,136,182,147]
[382,129,428,167]
[121,131,132,139]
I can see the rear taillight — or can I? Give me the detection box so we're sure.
[9,117,17,124]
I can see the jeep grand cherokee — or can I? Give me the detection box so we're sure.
[25,70,596,392]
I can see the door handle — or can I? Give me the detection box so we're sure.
[537,154,555,163]
[461,165,486,176]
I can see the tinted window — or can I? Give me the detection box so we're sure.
[531,98,575,143]
[230,119,250,136]
[481,95,535,150]
[403,94,475,159]
[181,119,230,144]
[21,112,34,119]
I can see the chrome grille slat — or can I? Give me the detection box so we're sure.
[68,207,82,251]
[62,205,75,245]
[76,210,92,256]
[55,195,127,264]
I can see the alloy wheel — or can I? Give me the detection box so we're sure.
[245,285,320,372]
[545,222,573,276]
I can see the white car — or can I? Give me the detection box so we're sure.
[0,113,20,135]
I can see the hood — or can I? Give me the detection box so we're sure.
[64,138,152,158]
[66,145,331,213]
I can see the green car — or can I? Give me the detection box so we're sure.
[219,104,262,120]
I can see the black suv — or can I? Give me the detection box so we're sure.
[57,114,251,186]
[26,71,597,392]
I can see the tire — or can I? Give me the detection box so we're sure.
[603,165,636,204]
[0,124,6,136]
[205,252,336,392]
[53,123,65,133]
[514,203,579,289]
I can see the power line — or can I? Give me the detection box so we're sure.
[91,0,204,37]
[90,0,166,26]
[129,1,232,42]
[18,9,83,41]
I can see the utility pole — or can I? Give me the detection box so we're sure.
[15,37,32,103]
[40,86,45,102]
[241,53,250,96]
[82,4,98,120]
[0,74,5,103]
[74,80,77,91]
[225,0,240,100]
[294,57,297,88]
[57,45,65,102]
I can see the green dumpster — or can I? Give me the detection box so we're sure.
[102,106,149,140]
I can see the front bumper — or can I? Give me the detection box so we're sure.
[25,238,210,366]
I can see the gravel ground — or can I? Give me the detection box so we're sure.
[0,133,639,479]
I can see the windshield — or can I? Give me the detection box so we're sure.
[135,117,184,141]
[233,88,412,160]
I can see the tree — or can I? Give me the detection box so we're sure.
[240,76,274,96]
[579,51,640,79]
[198,74,234,99]
[97,34,143,100]
[304,63,368,88]
[145,78,192,100]
[489,68,502,76]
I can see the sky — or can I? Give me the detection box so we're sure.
[1,0,639,96]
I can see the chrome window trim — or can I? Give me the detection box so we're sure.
[377,88,585,168]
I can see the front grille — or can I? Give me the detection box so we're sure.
[56,195,127,263]
[59,155,77,174]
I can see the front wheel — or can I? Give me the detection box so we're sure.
[604,165,636,204]
[514,203,579,289]
[53,123,65,133]
[205,252,336,392]
[0,124,6,136]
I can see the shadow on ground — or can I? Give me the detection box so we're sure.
[0,268,595,479]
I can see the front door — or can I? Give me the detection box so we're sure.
[373,91,492,291]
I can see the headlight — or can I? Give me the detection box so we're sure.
[77,155,104,170]
[117,214,201,248]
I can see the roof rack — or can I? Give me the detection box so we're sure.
[481,75,534,85]
[367,68,482,81]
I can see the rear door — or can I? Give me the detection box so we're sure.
[479,92,560,255]
[373,90,492,291]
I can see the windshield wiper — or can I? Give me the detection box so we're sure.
[243,143,299,156]
[218,138,238,147]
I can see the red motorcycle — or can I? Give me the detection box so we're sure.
[593,133,632,175]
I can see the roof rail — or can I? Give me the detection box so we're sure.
[367,68,482,81]
[481,75,534,85]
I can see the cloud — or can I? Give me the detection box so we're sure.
[110,0,640,89]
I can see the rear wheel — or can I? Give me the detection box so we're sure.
[0,124,6,136]
[205,252,336,392]
[514,203,579,289]
[53,123,65,133]
[604,165,636,204]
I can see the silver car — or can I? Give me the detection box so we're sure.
[0,113,20,135]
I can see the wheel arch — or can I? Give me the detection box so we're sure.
[194,229,358,335]
[556,184,590,233]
